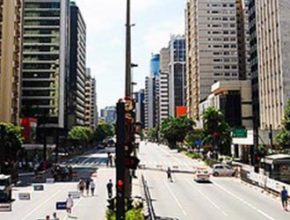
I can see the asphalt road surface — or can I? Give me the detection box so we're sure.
[139,142,290,220]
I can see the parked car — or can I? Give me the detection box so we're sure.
[194,167,211,182]
[212,164,236,176]
[0,174,12,202]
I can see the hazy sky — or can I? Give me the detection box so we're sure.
[74,0,186,109]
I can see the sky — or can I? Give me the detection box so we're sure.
[74,0,186,110]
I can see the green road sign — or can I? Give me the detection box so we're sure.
[232,128,247,138]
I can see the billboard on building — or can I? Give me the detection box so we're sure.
[176,106,187,117]
[20,118,37,144]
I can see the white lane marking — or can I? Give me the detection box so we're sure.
[22,186,65,220]
[185,179,228,217]
[163,180,187,216]
[212,180,276,220]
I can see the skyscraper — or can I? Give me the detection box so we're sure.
[84,68,97,129]
[168,35,186,116]
[159,48,170,123]
[150,54,160,77]
[0,0,22,124]
[67,1,86,129]
[186,0,240,119]
[21,0,70,129]
[255,0,290,130]
[134,89,145,128]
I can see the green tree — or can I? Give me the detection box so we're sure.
[0,123,23,173]
[184,129,203,148]
[95,122,114,142]
[147,127,158,142]
[276,99,290,147]
[202,107,232,156]
[68,126,93,147]
[160,116,195,149]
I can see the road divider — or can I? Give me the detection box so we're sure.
[0,203,12,212]
[69,191,80,199]
[18,192,31,200]
[46,178,55,184]
[33,184,44,191]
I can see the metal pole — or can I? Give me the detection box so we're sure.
[116,102,126,220]
[125,0,131,97]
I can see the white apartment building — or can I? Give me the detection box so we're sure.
[256,0,290,130]
[186,0,240,120]
[159,48,170,124]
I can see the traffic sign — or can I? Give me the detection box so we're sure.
[232,128,247,138]
[56,202,66,210]
[33,184,44,191]
[18,193,31,200]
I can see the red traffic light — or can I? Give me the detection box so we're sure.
[117,179,124,187]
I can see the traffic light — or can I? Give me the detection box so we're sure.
[125,156,140,169]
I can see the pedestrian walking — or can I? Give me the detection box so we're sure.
[90,181,96,196]
[45,215,50,220]
[107,179,113,198]
[281,186,288,210]
[78,179,85,196]
[167,167,173,182]
[66,194,74,215]
[85,178,90,196]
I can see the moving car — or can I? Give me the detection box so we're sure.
[212,164,236,176]
[194,168,210,182]
[0,174,12,202]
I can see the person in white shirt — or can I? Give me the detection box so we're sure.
[66,194,74,215]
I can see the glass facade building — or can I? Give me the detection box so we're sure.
[150,54,160,77]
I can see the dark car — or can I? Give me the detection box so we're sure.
[0,175,12,202]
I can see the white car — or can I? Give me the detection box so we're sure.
[194,168,211,182]
[212,164,236,177]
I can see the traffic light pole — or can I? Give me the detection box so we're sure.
[116,102,126,219]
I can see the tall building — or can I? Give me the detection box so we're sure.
[255,0,290,130]
[249,0,259,145]
[168,35,186,116]
[236,0,251,80]
[100,106,116,125]
[150,54,160,77]
[21,0,70,129]
[67,1,86,129]
[145,76,158,129]
[134,89,145,128]
[84,68,97,129]
[159,48,170,123]
[186,0,240,119]
[0,0,22,124]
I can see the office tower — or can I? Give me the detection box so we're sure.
[100,106,117,125]
[236,0,251,80]
[21,0,70,129]
[186,0,239,119]
[134,89,145,128]
[0,0,22,124]
[255,0,290,130]
[150,54,160,77]
[159,48,170,123]
[84,68,97,129]
[67,1,86,129]
[145,54,160,129]
[168,35,186,116]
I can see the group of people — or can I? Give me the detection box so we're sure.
[45,212,59,220]
[51,165,73,182]
[78,178,96,196]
